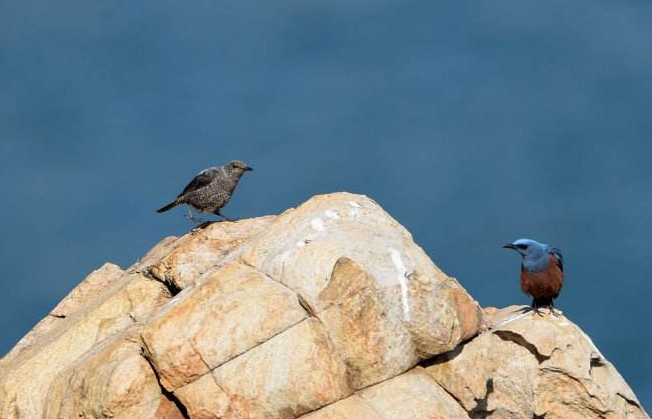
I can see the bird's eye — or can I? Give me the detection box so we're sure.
[516,244,528,250]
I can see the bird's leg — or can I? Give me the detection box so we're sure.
[215,209,234,222]
[549,300,561,317]
[184,205,205,223]
[531,298,544,317]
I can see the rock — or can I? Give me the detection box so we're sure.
[174,373,230,419]
[315,257,418,389]
[357,367,469,419]
[43,329,185,419]
[0,263,124,373]
[426,305,649,419]
[0,272,170,419]
[299,367,468,419]
[142,261,308,390]
[50,263,126,318]
[135,216,275,290]
[0,193,647,419]
[239,193,482,384]
[212,318,352,419]
[298,395,381,419]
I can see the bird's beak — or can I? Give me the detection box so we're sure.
[244,166,253,171]
[502,243,516,250]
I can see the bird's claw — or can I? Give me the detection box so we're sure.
[531,305,561,317]
[549,307,562,317]
[191,221,213,233]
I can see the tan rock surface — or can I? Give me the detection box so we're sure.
[0,263,124,373]
[298,395,381,419]
[175,373,230,419]
[142,261,307,390]
[136,216,274,290]
[299,367,468,419]
[316,257,418,389]
[239,193,482,378]
[0,193,647,419]
[0,272,170,419]
[43,329,185,419]
[358,367,469,419]
[427,305,649,419]
[50,263,126,318]
[212,318,352,419]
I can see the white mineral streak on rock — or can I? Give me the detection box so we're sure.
[492,310,531,329]
[324,210,340,220]
[389,247,411,321]
[310,217,324,231]
[348,201,361,217]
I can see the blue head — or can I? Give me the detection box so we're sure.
[503,238,555,272]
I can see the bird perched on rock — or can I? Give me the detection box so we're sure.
[503,238,564,315]
[156,160,253,222]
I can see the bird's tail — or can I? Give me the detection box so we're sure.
[156,199,180,213]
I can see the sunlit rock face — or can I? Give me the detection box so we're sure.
[0,193,646,419]
[427,305,649,419]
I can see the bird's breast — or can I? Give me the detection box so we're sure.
[520,255,564,298]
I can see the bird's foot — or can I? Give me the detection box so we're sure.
[191,221,213,232]
[549,306,562,317]
[531,306,545,317]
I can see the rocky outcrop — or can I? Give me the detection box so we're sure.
[0,269,171,419]
[427,306,648,419]
[0,192,647,419]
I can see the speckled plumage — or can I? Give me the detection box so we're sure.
[156,160,252,218]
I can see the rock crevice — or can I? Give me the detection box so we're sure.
[494,329,551,363]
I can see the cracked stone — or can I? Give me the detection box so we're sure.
[427,305,649,419]
[0,194,647,419]
[43,328,185,419]
[141,261,307,391]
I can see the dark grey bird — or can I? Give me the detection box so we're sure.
[156,160,253,222]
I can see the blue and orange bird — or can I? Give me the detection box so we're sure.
[503,238,564,315]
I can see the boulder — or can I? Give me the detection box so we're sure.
[299,367,469,419]
[43,328,185,419]
[142,261,307,390]
[0,263,124,373]
[238,193,482,387]
[0,272,170,419]
[133,216,275,290]
[426,305,648,419]
[0,193,646,419]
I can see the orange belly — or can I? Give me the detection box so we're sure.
[520,255,564,299]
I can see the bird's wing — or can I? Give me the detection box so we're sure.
[178,168,218,197]
[549,247,564,272]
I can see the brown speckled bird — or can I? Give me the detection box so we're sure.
[503,238,564,315]
[156,160,252,222]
